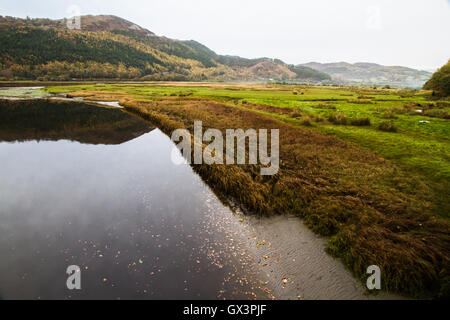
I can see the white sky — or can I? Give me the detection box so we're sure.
[1,0,449,70]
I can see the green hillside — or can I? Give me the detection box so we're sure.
[423,60,450,97]
[0,15,331,82]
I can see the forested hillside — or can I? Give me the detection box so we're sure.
[0,15,331,82]
[423,60,450,97]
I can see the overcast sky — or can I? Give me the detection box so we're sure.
[1,0,449,70]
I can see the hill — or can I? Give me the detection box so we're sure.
[0,14,155,35]
[0,15,331,82]
[299,61,432,88]
[423,60,450,97]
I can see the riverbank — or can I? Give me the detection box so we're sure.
[238,214,403,300]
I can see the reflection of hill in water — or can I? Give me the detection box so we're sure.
[0,100,154,144]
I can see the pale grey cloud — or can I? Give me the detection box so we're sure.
[1,0,449,70]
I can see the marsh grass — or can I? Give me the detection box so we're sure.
[242,101,295,115]
[423,109,450,119]
[378,121,398,132]
[348,99,374,104]
[382,111,398,119]
[436,102,450,108]
[328,113,348,125]
[350,117,371,126]
[300,116,313,126]
[312,103,337,110]
[312,114,325,122]
[291,111,303,118]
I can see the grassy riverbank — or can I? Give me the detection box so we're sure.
[44,82,450,298]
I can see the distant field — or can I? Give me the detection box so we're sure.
[43,82,450,298]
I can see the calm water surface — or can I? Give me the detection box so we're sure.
[0,101,267,300]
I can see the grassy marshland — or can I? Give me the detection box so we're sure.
[44,83,450,298]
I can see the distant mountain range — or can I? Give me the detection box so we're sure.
[299,62,432,88]
[0,15,433,87]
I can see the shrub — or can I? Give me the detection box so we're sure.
[378,121,398,132]
[358,96,374,99]
[436,102,450,108]
[178,91,193,97]
[291,111,302,118]
[423,109,450,119]
[313,103,336,110]
[313,115,325,122]
[328,113,348,125]
[404,102,434,111]
[348,99,373,104]
[297,115,313,126]
[350,117,371,126]
[397,90,415,98]
[392,103,427,115]
[382,111,398,119]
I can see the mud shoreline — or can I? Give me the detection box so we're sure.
[235,214,404,300]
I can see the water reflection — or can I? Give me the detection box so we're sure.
[0,100,267,300]
[0,100,152,144]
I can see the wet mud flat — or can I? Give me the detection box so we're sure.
[239,215,403,300]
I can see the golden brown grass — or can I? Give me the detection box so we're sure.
[241,101,295,115]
